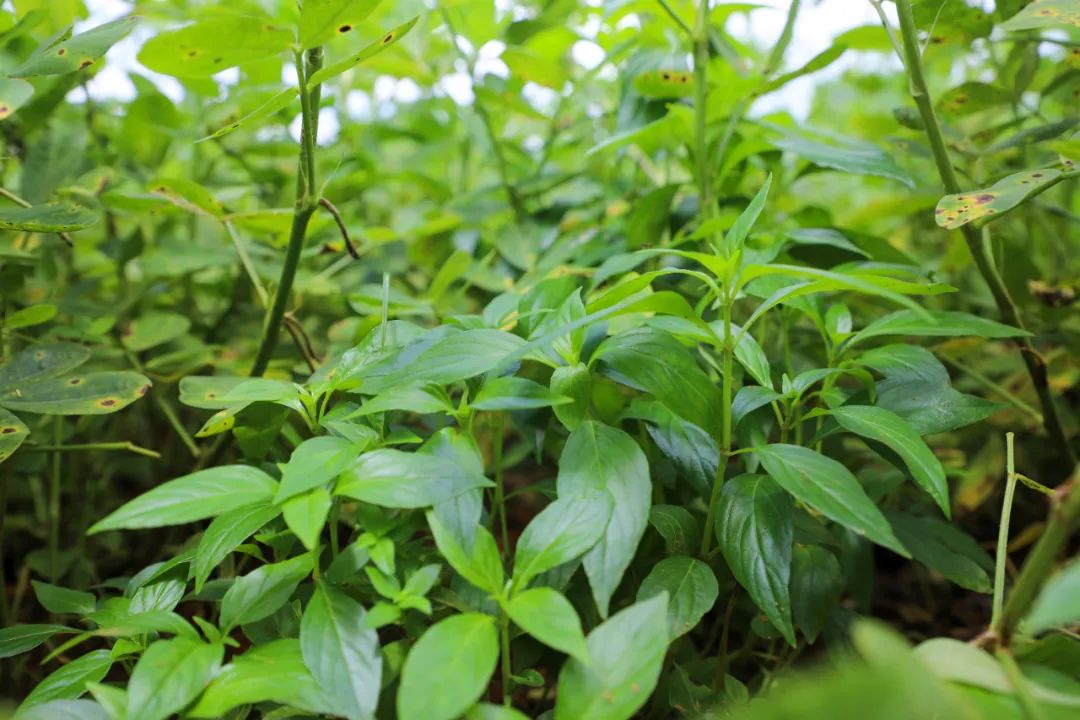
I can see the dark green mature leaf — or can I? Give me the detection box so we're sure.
[31,581,95,615]
[189,639,336,718]
[220,555,310,630]
[301,583,381,720]
[12,16,137,76]
[505,587,589,663]
[624,400,717,497]
[0,407,29,464]
[138,16,293,77]
[307,16,421,87]
[89,466,278,532]
[0,343,90,392]
[716,474,795,646]
[277,435,359,502]
[637,556,718,639]
[126,637,223,720]
[886,511,992,593]
[832,405,950,517]
[0,371,150,415]
[790,545,843,642]
[1024,558,1080,634]
[756,444,908,557]
[848,309,1029,347]
[555,421,651,616]
[473,376,571,410]
[191,504,280,592]
[19,650,112,709]
[398,613,499,720]
[648,505,701,556]
[299,0,385,48]
[0,203,98,232]
[0,624,75,659]
[361,328,526,393]
[336,449,493,508]
[555,594,670,720]
[512,490,612,587]
[773,134,916,187]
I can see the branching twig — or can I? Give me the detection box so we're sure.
[318,197,360,259]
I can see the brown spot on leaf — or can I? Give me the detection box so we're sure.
[976,194,994,204]
[383,33,393,43]
[69,378,82,385]
[57,48,67,56]
[79,60,92,69]
[98,398,118,407]
[1,427,16,434]
[137,385,149,397]
[338,24,352,33]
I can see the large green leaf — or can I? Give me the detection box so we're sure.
[0,407,29,464]
[219,555,310,630]
[637,556,718,639]
[277,435,360,502]
[0,203,98,232]
[772,133,916,187]
[1023,558,1080,634]
[935,169,1066,229]
[0,343,90,392]
[555,421,651,616]
[31,581,95,615]
[1000,0,1080,30]
[886,511,992,593]
[512,490,612,587]
[11,16,137,76]
[427,511,505,595]
[790,545,843,643]
[397,613,499,720]
[138,16,293,77]
[716,474,795,646]
[121,312,191,352]
[847,309,1029,347]
[0,624,75,659]
[300,583,381,720]
[126,637,223,720]
[505,587,590,663]
[832,405,950,517]
[335,448,493,508]
[755,444,908,557]
[623,400,717,497]
[555,594,670,720]
[191,503,281,592]
[89,465,278,533]
[299,0,385,48]
[0,77,34,119]
[307,16,421,87]
[0,371,150,415]
[18,649,112,710]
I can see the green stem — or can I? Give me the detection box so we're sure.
[892,0,1075,470]
[249,47,324,377]
[762,0,800,76]
[692,0,712,232]
[656,0,692,37]
[24,442,161,459]
[493,414,510,556]
[701,300,734,558]
[48,417,62,582]
[943,355,1041,423]
[996,649,1046,720]
[992,432,1019,629]
[0,467,9,627]
[121,346,199,457]
[500,610,513,706]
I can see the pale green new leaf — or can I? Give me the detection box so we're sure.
[505,587,589,663]
[126,637,223,720]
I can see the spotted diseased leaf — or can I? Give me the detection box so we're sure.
[937,82,1010,116]
[0,371,150,415]
[1000,0,1080,30]
[196,88,298,143]
[0,346,90,390]
[633,69,694,98]
[0,203,98,232]
[299,0,386,49]
[307,16,420,88]
[0,78,34,119]
[149,178,226,218]
[11,16,137,77]
[0,407,29,464]
[935,169,1064,229]
[138,17,294,78]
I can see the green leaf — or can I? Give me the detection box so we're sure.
[0,203,98,232]
[189,639,336,718]
[848,309,1029,347]
[632,69,694,99]
[473,376,571,411]
[832,405,950,517]
[0,624,74,659]
[1000,0,1080,30]
[19,649,112,710]
[220,555,309,630]
[637,556,718,639]
[465,704,531,720]
[716,474,796,646]
[550,363,591,431]
[121,312,191,352]
[89,465,278,533]
[299,0,385,48]
[0,407,29,464]
[126,637,223,720]
[138,16,294,77]
[886,511,993,593]
[555,594,670,720]
[623,400,717,497]
[301,583,382,720]
[335,448,493,508]
[362,328,527,393]
[512,490,612,587]
[732,385,782,428]
[935,169,1065,229]
[0,371,150,415]
[0,77,34,119]
[427,511,505,595]
[937,81,1011,116]
[307,16,421,87]
[555,421,653,616]
[790,546,843,643]
[723,175,772,255]
[197,87,298,143]
[31,581,95,615]
[282,487,332,551]
[14,699,108,720]
[397,613,499,720]
[0,343,89,393]
[648,505,701,556]
[191,503,281,592]
[5,303,56,329]
[772,133,916,187]
[1023,557,1080,634]
[277,435,359,503]
[505,587,589,663]
[11,16,137,76]
[755,444,908,557]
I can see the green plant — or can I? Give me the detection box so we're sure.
[0,1,1078,719]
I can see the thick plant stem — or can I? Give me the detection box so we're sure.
[701,300,734,558]
[991,432,1019,629]
[893,0,1075,469]
[249,48,324,377]
[997,462,1080,645]
[692,0,712,227]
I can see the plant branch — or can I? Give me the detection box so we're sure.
[656,0,693,37]
[991,432,1019,629]
[24,442,161,459]
[892,0,1075,469]
[318,197,360,259]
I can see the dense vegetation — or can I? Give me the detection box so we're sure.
[0,0,1079,718]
